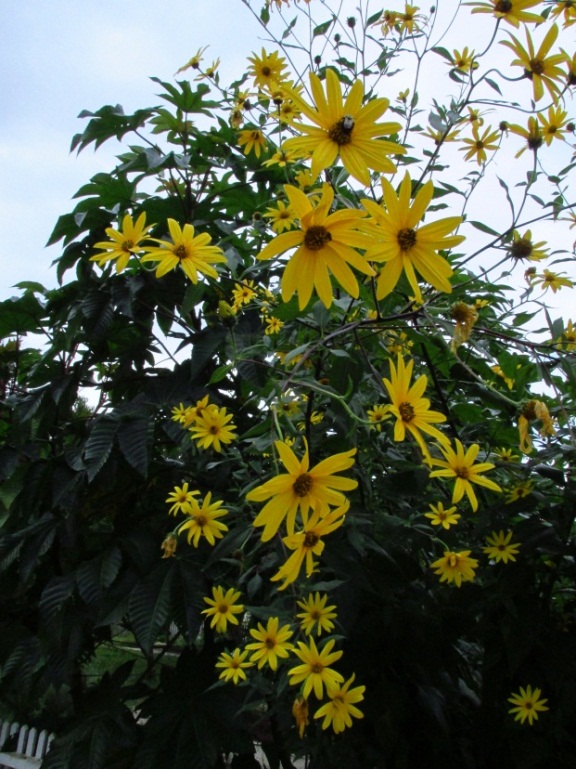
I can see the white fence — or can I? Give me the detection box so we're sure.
[0,720,54,769]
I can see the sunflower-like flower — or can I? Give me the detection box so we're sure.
[247,49,289,89]
[258,183,375,310]
[246,440,357,541]
[296,592,338,636]
[281,69,405,186]
[141,219,227,283]
[538,104,569,145]
[289,637,344,699]
[431,550,478,587]
[245,617,294,670]
[451,301,479,350]
[429,439,502,512]
[518,399,556,453]
[367,403,390,430]
[508,685,549,725]
[460,125,500,164]
[264,200,297,233]
[177,492,229,547]
[314,674,365,734]
[91,212,154,273]
[468,0,543,27]
[362,173,464,302]
[189,406,237,452]
[202,586,244,634]
[238,128,267,158]
[509,116,543,157]
[451,47,477,72]
[270,502,349,589]
[531,269,574,293]
[215,648,253,684]
[507,229,549,262]
[501,23,565,102]
[424,501,461,529]
[292,696,309,739]
[382,356,451,458]
[165,483,200,515]
[484,530,521,563]
[232,280,257,309]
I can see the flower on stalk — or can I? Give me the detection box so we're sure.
[431,550,478,587]
[246,441,356,542]
[195,58,220,81]
[382,356,451,458]
[555,319,576,351]
[166,483,200,515]
[518,399,556,453]
[507,230,549,262]
[501,24,565,102]
[238,128,267,158]
[367,403,390,431]
[232,279,257,308]
[141,219,226,283]
[296,592,338,636]
[175,46,209,74]
[245,617,294,670]
[91,212,153,273]
[451,47,477,72]
[265,316,284,335]
[531,269,574,293]
[189,406,237,452]
[215,648,253,685]
[247,49,289,89]
[509,116,543,157]
[429,439,502,512]
[424,501,461,529]
[468,0,543,27]
[508,685,549,725]
[171,402,195,426]
[264,200,297,233]
[459,125,500,164]
[202,586,244,634]
[550,0,576,26]
[399,4,422,33]
[362,173,464,303]
[289,637,344,699]
[177,492,229,547]
[281,68,405,186]
[257,183,375,310]
[160,533,178,558]
[538,105,569,145]
[270,502,349,590]
[379,10,399,35]
[451,302,479,350]
[484,530,521,563]
[506,480,534,503]
[314,674,365,733]
[292,696,310,738]
[495,447,520,462]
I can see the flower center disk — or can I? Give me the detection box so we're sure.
[304,225,332,251]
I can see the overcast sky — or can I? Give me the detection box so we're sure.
[1,1,575,322]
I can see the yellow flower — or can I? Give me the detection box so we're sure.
[495,447,520,462]
[187,395,217,423]
[91,212,153,273]
[362,173,465,303]
[518,399,555,453]
[492,365,514,390]
[538,105,569,145]
[296,592,338,636]
[246,440,357,541]
[459,125,500,164]
[245,617,294,670]
[509,116,543,157]
[386,330,414,355]
[379,10,399,35]
[202,586,244,634]
[141,219,226,283]
[175,46,208,74]
[314,674,365,733]
[165,483,200,515]
[508,685,549,725]
[257,183,375,310]
[451,47,476,72]
[264,316,284,335]
[555,319,576,350]
[171,403,194,425]
[238,128,267,158]
[400,3,422,33]
[382,356,451,458]
[189,406,237,452]
[292,696,309,739]
[501,24,565,102]
[423,125,462,144]
[195,58,220,80]
[270,502,349,590]
[289,637,344,699]
[281,69,405,186]
[215,648,253,685]
[468,0,543,27]
[429,440,502,512]
[232,280,257,308]
[508,229,549,262]
[506,481,534,503]
[451,302,479,350]
[532,269,574,293]
[247,49,289,89]
[367,403,390,430]
[264,200,297,233]
[431,550,478,587]
[177,492,229,547]
[160,533,178,558]
[424,502,461,529]
[484,530,521,563]
[550,0,576,26]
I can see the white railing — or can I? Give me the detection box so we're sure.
[0,720,54,769]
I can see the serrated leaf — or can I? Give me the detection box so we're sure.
[117,415,152,477]
[129,561,175,655]
[84,417,119,482]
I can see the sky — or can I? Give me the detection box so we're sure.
[1,0,575,322]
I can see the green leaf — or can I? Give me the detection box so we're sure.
[117,415,152,477]
[84,417,119,482]
[313,18,334,37]
[469,220,500,236]
[129,561,175,655]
